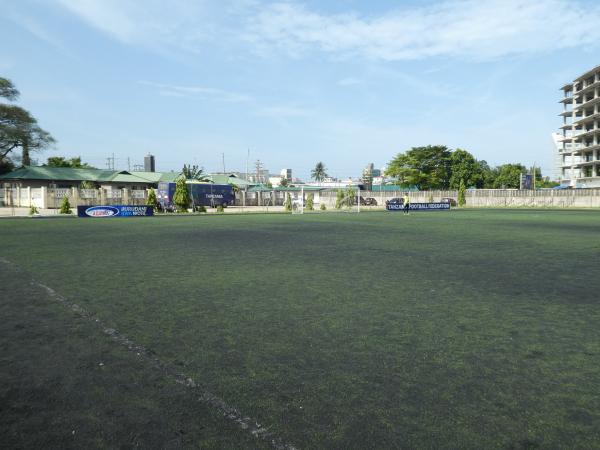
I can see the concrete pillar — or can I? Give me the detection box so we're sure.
[72,187,80,207]
[123,188,129,205]
[16,186,21,207]
[100,188,105,205]
[40,187,47,209]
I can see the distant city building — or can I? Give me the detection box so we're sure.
[268,176,282,187]
[280,168,292,181]
[372,176,385,185]
[144,154,156,172]
[559,65,600,187]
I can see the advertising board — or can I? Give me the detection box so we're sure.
[77,205,154,218]
[386,202,451,211]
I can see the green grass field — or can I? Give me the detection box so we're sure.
[1,210,600,449]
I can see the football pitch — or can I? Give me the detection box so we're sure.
[1,209,599,449]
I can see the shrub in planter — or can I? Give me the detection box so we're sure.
[59,196,72,214]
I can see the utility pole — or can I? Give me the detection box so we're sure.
[246,148,250,181]
[127,157,131,171]
[106,153,115,170]
[255,159,264,184]
[222,153,226,173]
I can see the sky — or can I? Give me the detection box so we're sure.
[1,0,600,180]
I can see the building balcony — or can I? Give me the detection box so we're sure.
[573,112,600,127]
[573,96,600,111]
[559,95,578,103]
[571,129,600,142]
[561,82,573,91]
[577,143,600,153]
[573,80,600,97]
[573,64,600,84]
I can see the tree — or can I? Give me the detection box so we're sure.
[458,179,466,207]
[173,177,190,212]
[284,192,292,212]
[335,189,344,209]
[493,164,526,189]
[311,162,328,183]
[46,156,94,168]
[478,160,496,188]
[0,156,14,175]
[449,149,483,189]
[279,176,289,187]
[146,188,158,208]
[182,164,207,180]
[59,196,72,214]
[80,180,95,190]
[346,185,356,209]
[387,145,452,189]
[362,165,373,191]
[0,77,55,165]
[306,193,314,211]
[0,78,19,100]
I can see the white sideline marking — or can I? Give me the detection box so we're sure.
[0,257,297,450]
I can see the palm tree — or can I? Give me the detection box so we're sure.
[182,164,208,181]
[311,162,328,184]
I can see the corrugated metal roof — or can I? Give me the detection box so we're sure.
[206,174,254,187]
[0,166,118,181]
[248,185,324,192]
[370,184,419,192]
[0,166,178,184]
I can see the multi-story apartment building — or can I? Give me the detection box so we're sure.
[559,64,600,187]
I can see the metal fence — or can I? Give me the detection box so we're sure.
[3,186,600,209]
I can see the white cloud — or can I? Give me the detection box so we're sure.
[56,0,216,52]
[245,0,600,61]
[55,0,600,61]
[139,81,252,103]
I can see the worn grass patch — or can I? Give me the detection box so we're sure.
[1,209,600,449]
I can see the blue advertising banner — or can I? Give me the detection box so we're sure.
[77,205,154,218]
[386,202,450,211]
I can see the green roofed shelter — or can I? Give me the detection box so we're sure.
[0,166,181,189]
[205,173,255,188]
[248,185,324,192]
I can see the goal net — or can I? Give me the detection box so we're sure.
[292,188,304,214]
[335,186,361,213]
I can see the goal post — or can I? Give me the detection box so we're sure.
[340,185,360,213]
[292,187,304,214]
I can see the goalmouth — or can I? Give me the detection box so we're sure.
[292,186,361,214]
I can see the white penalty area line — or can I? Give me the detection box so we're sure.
[0,257,297,450]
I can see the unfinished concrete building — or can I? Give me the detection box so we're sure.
[559,64,600,187]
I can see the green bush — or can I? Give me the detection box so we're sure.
[346,186,356,209]
[216,204,224,213]
[306,193,314,211]
[29,205,39,215]
[335,189,344,209]
[173,177,190,213]
[146,188,158,208]
[284,193,292,212]
[320,203,326,211]
[59,196,71,214]
[195,205,207,213]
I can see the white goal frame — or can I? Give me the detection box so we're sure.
[292,187,304,214]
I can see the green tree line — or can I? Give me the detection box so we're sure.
[386,145,557,190]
